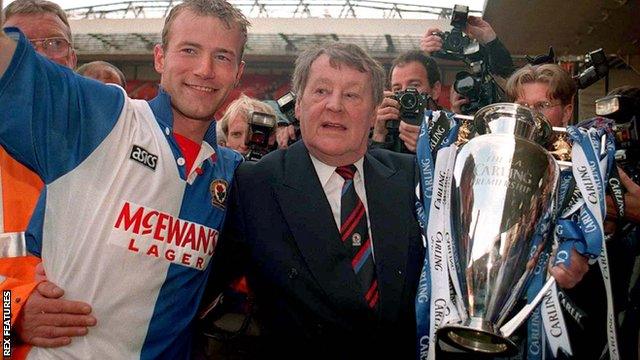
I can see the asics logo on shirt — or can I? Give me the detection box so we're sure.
[130,145,158,170]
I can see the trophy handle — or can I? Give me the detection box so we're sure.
[499,277,556,338]
[548,127,573,169]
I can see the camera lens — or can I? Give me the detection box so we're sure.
[448,32,462,50]
[454,73,476,97]
[399,93,417,110]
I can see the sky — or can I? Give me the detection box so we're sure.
[4,0,486,18]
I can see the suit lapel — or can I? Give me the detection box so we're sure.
[364,153,413,322]
[274,142,366,311]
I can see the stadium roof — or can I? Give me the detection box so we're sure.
[69,17,452,62]
[65,0,638,71]
[64,1,483,20]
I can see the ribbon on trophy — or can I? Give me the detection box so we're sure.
[519,167,570,360]
[550,118,619,359]
[523,208,558,360]
[415,110,464,360]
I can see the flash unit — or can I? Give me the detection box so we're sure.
[595,96,620,116]
[248,111,276,128]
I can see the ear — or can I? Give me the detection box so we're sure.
[153,44,165,74]
[234,60,245,87]
[368,105,377,129]
[431,80,442,101]
[561,101,574,126]
[294,96,301,120]
[68,48,78,69]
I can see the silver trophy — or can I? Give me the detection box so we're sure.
[438,103,559,355]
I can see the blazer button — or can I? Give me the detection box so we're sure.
[397,268,403,276]
[288,267,298,279]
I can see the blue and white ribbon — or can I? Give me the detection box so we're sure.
[550,119,618,360]
[415,111,461,359]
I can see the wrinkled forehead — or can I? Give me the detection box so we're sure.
[308,55,370,87]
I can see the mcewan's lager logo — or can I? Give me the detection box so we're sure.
[110,201,219,270]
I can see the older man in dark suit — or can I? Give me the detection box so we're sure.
[209,43,424,359]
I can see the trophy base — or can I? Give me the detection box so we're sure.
[438,318,518,356]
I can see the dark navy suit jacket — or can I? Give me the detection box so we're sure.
[209,140,424,359]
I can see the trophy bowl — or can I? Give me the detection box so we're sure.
[438,103,559,355]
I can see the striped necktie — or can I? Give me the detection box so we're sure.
[335,164,378,310]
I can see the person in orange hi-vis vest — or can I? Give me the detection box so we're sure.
[0,1,93,358]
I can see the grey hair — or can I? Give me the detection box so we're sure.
[291,42,385,106]
[3,0,72,43]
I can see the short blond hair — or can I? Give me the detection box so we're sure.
[3,0,72,43]
[218,94,276,137]
[161,0,249,61]
[506,64,577,106]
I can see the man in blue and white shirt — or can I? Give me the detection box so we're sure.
[0,0,247,358]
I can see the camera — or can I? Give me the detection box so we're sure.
[434,5,474,61]
[394,87,429,126]
[596,93,640,184]
[574,49,608,90]
[276,91,301,144]
[454,65,505,114]
[450,46,505,114]
[432,4,505,115]
[245,111,277,162]
[277,91,297,125]
[382,87,430,153]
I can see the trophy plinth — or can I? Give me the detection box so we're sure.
[439,317,518,355]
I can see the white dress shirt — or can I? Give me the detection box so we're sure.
[310,154,375,259]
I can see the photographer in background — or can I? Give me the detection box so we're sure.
[505,63,576,127]
[506,71,638,358]
[422,15,514,114]
[422,16,514,79]
[218,94,277,160]
[371,51,442,152]
[374,15,515,154]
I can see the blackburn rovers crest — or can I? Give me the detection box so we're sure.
[210,179,229,209]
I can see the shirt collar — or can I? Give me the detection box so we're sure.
[309,154,365,188]
[147,86,219,149]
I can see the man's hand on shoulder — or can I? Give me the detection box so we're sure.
[16,280,96,347]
